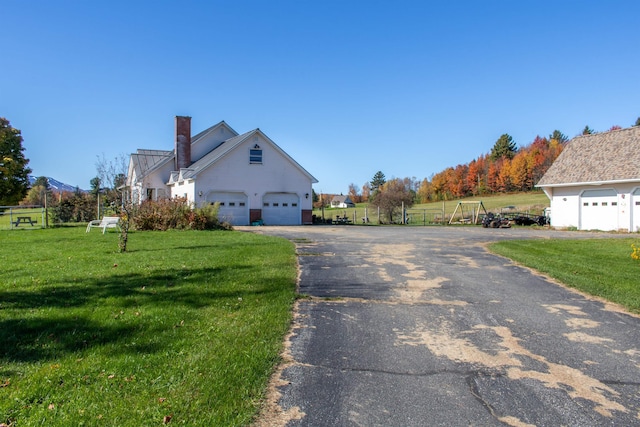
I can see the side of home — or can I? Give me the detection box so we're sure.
[125,117,318,226]
[537,126,640,232]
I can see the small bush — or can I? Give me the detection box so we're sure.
[130,198,232,231]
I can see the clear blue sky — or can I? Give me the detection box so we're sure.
[3,1,639,193]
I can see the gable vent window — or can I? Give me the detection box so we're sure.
[250,144,262,164]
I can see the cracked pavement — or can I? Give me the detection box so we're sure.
[248,226,640,427]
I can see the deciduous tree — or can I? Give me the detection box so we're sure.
[369,178,414,223]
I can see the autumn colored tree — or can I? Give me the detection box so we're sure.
[348,183,361,203]
[496,158,513,192]
[361,182,371,202]
[22,176,51,206]
[509,151,530,191]
[450,164,469,198]
[369,178,414,223]
[608,125,622,131]
[486,161,500,193]
[416,178,433,203]
[466,160,481,196]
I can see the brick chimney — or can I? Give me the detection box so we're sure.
[175,116,191,170]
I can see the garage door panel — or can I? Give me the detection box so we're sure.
[209,192,249,226]
[580,189,617,231]
[262,193,300,225]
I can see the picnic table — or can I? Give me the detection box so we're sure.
[335,216,352,225]
[13,216,36,227]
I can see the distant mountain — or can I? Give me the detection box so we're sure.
[29,176,85,193]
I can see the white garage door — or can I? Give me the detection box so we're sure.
[208,192,249,225]
[580,189,618,231]
[632,188,640,232]
[262,193,300,225]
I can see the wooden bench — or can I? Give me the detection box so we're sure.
[86,216,121,234]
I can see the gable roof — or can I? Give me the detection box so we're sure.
[536,126,640,187]
[127,121,237,185]
[177,128,318,183]
[128,149,173,184]
[331,195,353,204]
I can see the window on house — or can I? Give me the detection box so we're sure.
[292,203,298,207]
[263,202,269,207]
[283,203,288,207]
[229,202,235,207]
[583,202,588,206]
[636,201,640,206]
[250,144,262,164]
[239,202,246,207]
[601,202,608,206]
[273,203,279,207]
[612,202,618,206]
[592,202,598,206]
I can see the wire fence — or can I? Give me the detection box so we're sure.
[0,206,46,230]
[313,205,450,226]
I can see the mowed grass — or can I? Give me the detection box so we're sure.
[315,191,550,224]
[0,227,297,426]
[489,238,640,314]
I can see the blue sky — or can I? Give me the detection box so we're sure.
[3,1,639,193]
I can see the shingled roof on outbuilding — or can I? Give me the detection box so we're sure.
[536,126,640,187]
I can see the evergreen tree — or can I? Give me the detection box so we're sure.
[548,130,569,143]
[490,134,517,161]
[0,118,31,205]
[582,125,594,135]
[370,171,386,193]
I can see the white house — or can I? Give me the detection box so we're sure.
[125,116,318,225]
[330,195,356,208]
[536,126,640,232]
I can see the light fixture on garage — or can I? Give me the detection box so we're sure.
[305,193,309,199]
[199,191,203,197]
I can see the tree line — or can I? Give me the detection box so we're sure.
[344,120,639,207]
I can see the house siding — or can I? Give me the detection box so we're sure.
[192,134,313,224]
[547,183,638,231]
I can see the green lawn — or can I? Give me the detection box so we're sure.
[0,227,297,426]
[489,238,640,314]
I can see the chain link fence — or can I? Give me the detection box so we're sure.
[0,206,46,230]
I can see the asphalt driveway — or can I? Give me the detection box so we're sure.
[249,226,640,426]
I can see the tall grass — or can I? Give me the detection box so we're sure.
[0,227,297,426]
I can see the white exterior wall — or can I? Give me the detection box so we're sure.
[191,126,233,163]
[195,134,313,213]
[547,183,639,231]
[548,186,581,229]
[632,187,640,232]
[170,180,195,204]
